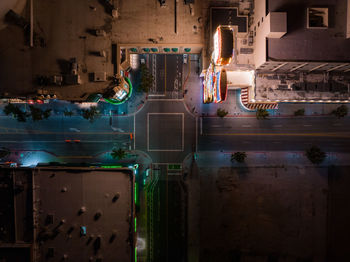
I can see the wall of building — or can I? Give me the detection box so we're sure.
[253,9,268,68]
[347,0,350,38]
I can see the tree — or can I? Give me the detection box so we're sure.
[138,64,154,93]
[294,108,305,116]
[111,148,127,160]
[3,103,17,116]
[64,109,74,117]
[15,109,27,122]
[332,105,348,118]
[4,103,27,122]
[82,106,99,123]
[0,147,10,158]
[217,108,228,118]
[43,109,52,119]
[29,105,43,121]
[231,152,247,163]
[305,145,326,164]
[256,109,269,119]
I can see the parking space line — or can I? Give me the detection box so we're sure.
[133,114,136,150]
[195,117,198,152]
[182,113,184,151]
[147,113,149,151]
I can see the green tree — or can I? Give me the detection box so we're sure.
[231,152,247,163]
[64,109,74,117]
[43,109,52,119]
[15,109,27,122]
[138,64,154,93]
[3,103,17,116]
[331,105,348,118]
[305,145,326,164]
[217,108,228,118]
[294,108,305,116]
[0,147,10,158]
[4,103,27,122]
[29,105,43,121]
[256,109,269,119]
[82,106,99,123]
[111,148,127,160]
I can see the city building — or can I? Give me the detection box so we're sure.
[0,166,135,262]
[253,0,350,73]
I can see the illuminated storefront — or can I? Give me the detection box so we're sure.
[104,76,133,105]
[203,63,215,103]
[212,26,235,66]
[214,69,227,103]
[202,26,234,104]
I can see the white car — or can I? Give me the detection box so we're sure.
[183,54,188,64]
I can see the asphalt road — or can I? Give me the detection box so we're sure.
[134,100,196,163]
[199,116,350,152]
[1,108,350,161]
[147,165,186,262]
[148,54,183,97]
[0,116,133,156]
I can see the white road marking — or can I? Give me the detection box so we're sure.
[133,115,136,150]
[69,128,80,132]
[111,127,124,132]
[303,124,312,127]
[332,123,342,126]
[242,125,251,127]
[196,117,198,152]
[273,125,282,128]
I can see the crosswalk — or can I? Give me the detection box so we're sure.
[240,87,278,110]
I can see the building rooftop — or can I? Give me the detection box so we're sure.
[0,166,135,262]
[35,167,135,262]
[267,0,350,62]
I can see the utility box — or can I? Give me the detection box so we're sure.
[94,72,107,82]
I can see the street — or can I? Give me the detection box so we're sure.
[199,116,350,152]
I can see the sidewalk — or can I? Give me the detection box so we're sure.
[183,67,350,117]
[0,88,147,117]
[1,148,152,167]
[190,150,350,168]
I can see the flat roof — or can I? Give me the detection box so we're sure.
[35,167,134,262]
[0,168,33,244]
[211,7,248,36]
[267,0,350,62]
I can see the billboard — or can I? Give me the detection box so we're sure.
[203,63,215,103]
[203,64,228,104]
[214,69,227,103]
[212,26,235,66]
